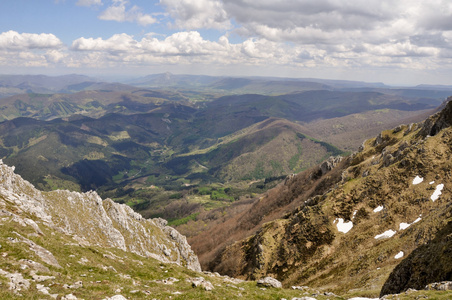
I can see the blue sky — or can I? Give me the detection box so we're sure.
[1,0,452,85]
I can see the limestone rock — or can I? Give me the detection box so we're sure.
[0,268,30,293]
[425,281,452,291]
[104,295,127,300]
[257,276,282,288]
[320,156,343,175]
[419,97,452,137]
[188,277,214,291]
[14,232,61,268]
[0,160,201,272]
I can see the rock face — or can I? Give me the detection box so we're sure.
[380,219,452,297]
[0,160,201,272]
[419,97,452,137]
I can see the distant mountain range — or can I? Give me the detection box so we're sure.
[0,82,439,194]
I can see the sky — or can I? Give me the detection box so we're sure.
[1,0,452,85]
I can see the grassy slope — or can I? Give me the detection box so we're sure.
[0,191,337,300]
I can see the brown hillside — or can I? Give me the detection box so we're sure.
[188,97,452,296]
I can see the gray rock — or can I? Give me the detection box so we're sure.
[257,276,282,288]
[103,295,127,300]
[0,269,30,293]
[320,156,343,175]
[0,160,201,272]
[187,277,215,291]
[425,281,452,290]
[374,133,383,146]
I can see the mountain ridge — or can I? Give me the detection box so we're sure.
[0,159,201,272]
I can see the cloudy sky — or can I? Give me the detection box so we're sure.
[1,0,452,85]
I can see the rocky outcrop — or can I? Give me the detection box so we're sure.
[320,156,343,176]
[0,160,201,272]
[425,281,452,291]
[257,277,282,288]
[380,218,452,297]
[419,96,452,137]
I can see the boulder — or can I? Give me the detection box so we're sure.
[257,277,282,288]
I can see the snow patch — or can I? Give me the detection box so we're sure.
[374,229,396,239]
[335,218,353,234]
[373,205,383,213]
[399,223,410,230]
[399,215,422,230]
[431,184,444,201]
[412,175,423,185]
[394,251,404,259]
[429,181,435,185]
[352,210,357,219]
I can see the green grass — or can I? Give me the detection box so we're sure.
[168,212,200,226]
[0,208,357,300]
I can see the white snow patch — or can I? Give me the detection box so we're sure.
[412,175,423,185]
[374,229,396,239]
[394,251,404,259]
[335,218,353,234]
[399,222,410,230]
[352,210,357,219]
[429,181,435,185]
[400,215,422,230]
[373,205,383,213]
[431,184,444,201]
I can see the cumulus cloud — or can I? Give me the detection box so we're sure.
[153,0,452,73]
[70,31,293,67]
[76,0,102,6]
[69,34,137,53]
[0,31,63,50]
[99,0,156,26]
[160,0,231,30]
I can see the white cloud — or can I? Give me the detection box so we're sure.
[160,0,231,30]
[72,33,139,52]
[69,31,298,69]
[76,0,102,6]
[0,31,63,50]
[45,49,67,63]
[99,0,156,26]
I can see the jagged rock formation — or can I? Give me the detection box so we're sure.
[0,161,201,272]
[190,97,452,295]
[380,219,452,296]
